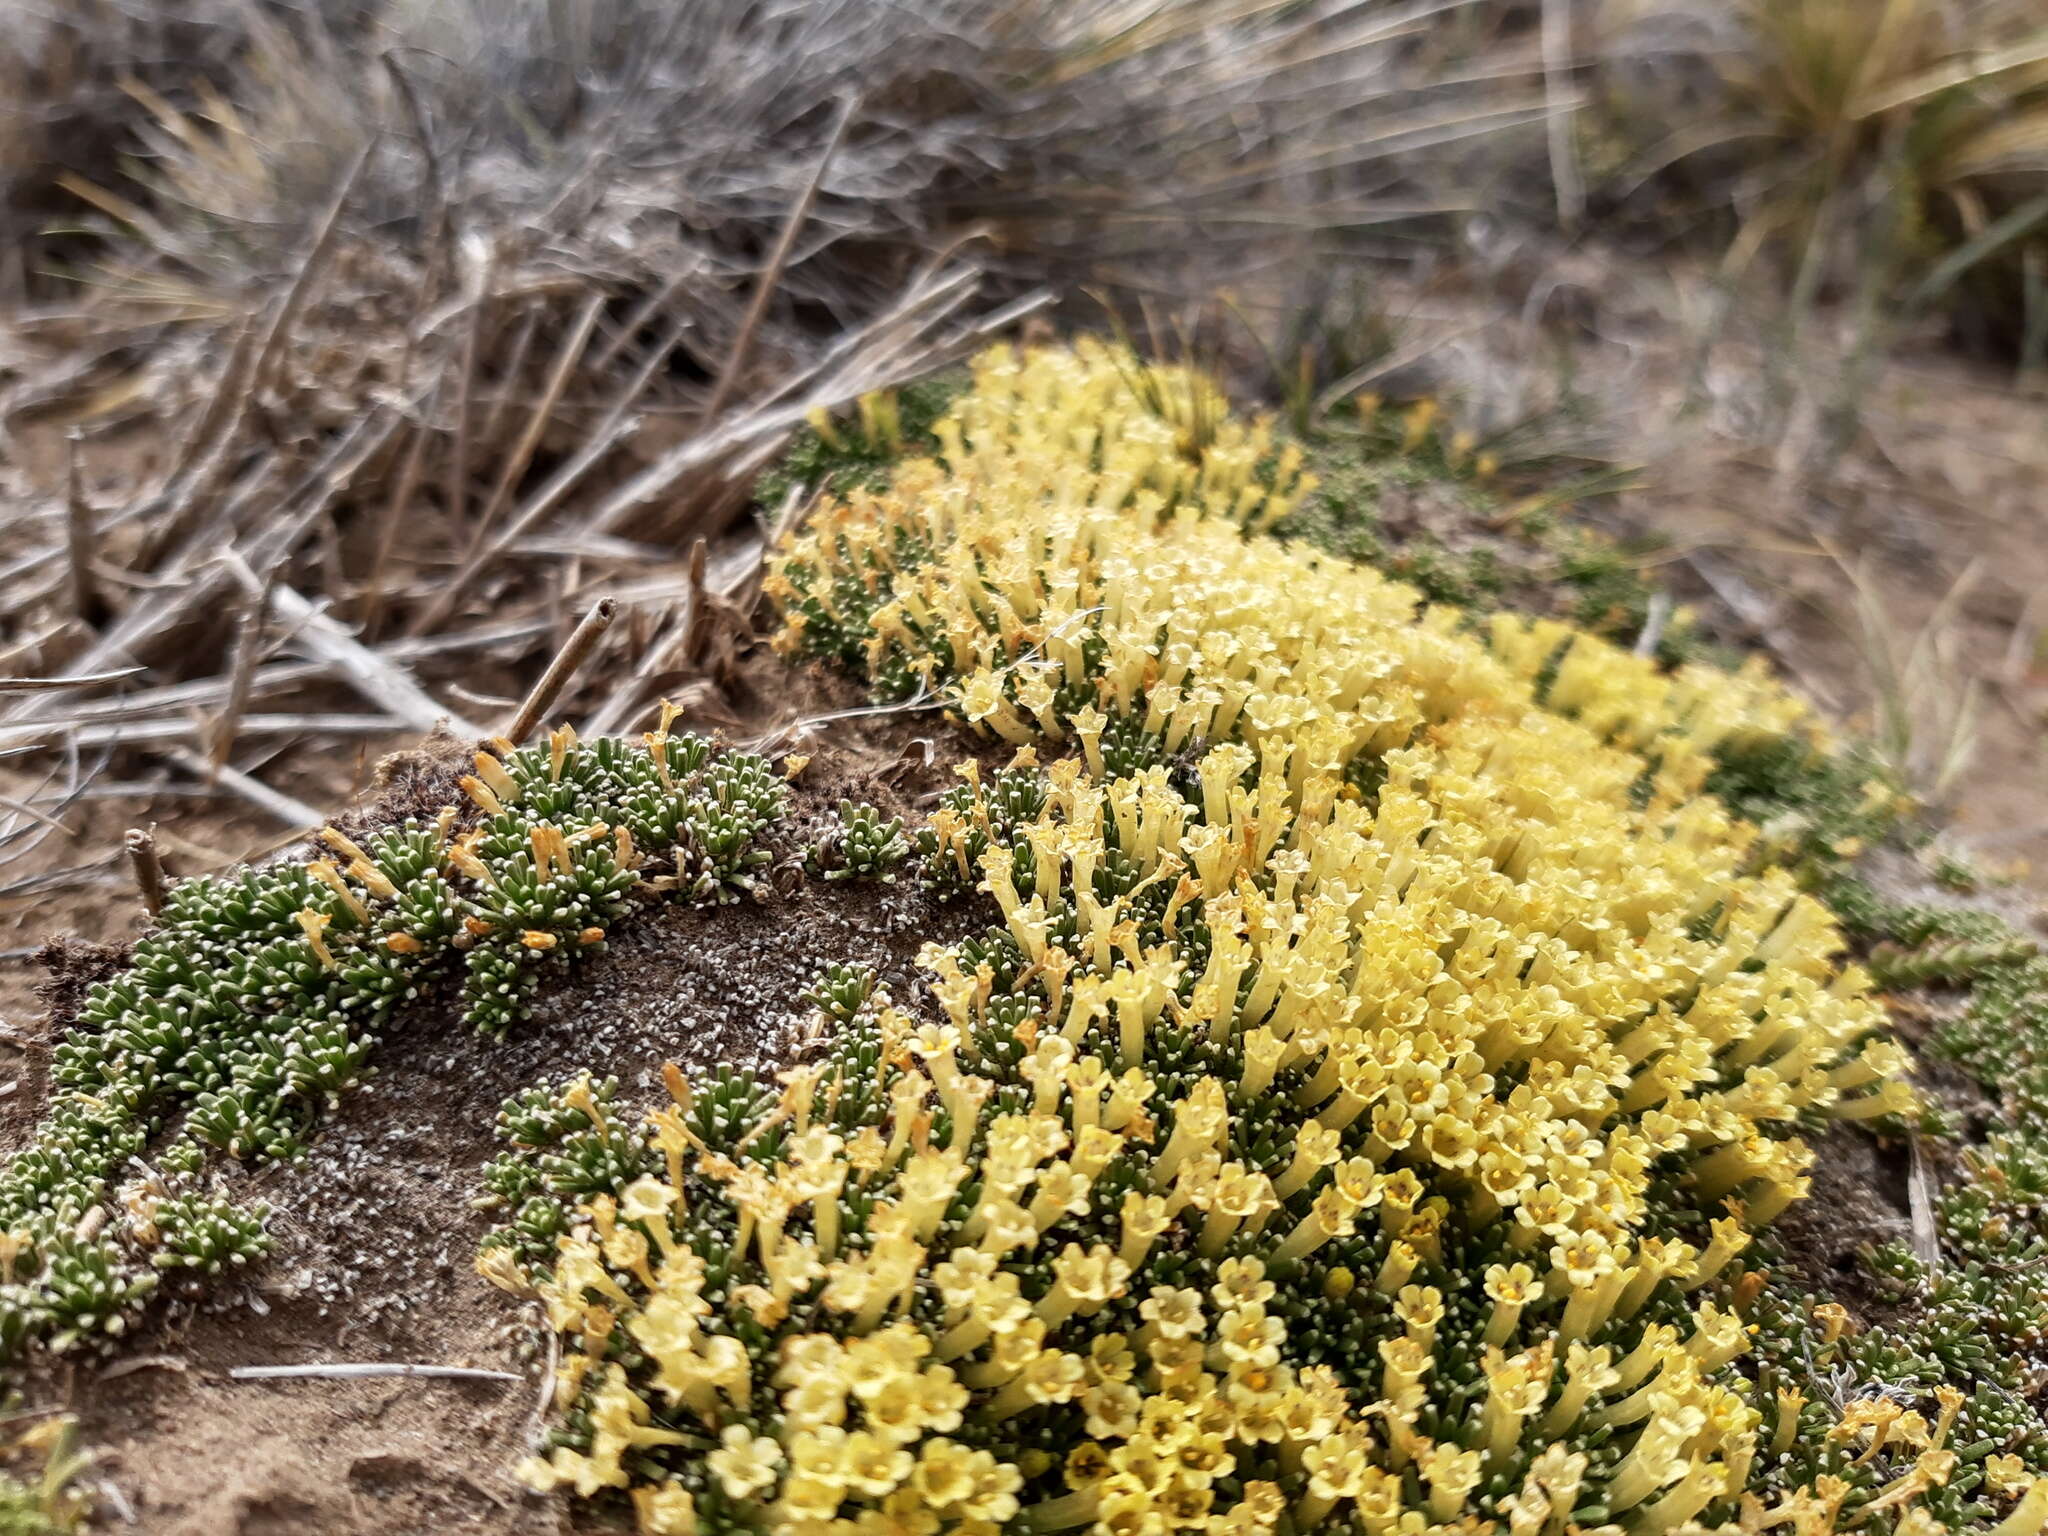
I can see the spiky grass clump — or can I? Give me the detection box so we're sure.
[472,345,2007,1535]
[812,802,912,884]
[1586,0,2048,358]
[0,725,786,1361]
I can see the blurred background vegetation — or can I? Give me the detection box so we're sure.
[0,0,2043,880]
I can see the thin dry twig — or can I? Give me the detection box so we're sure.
[161,312,258,492]
[1633,591,1673,659]
[412,290,609,636]
[681,540,716,666]
[92,1479,137,1526]
[224,552,482,738]
[9,622,551,731]
[478,290,610,538]
[0,714,401,754]
[747,684,945,757]
[583,266,1007,536]
[210,571,274,772]
[252,138,377,398]
[361,374,442,638]
[6,407,390,725]
[506,597,618,746]
[131,321,267,572]
[97,1355,188,1382]
[526,1316,562,1448]
[380,51,445,260]
[456,307,694,583]
[443,240,496,532]
[0,739,99,871]
[0,855,125,903]
[1539,0,1584,230]
[582,537,764,737]
[589,267,692,376]
[703,92,859,422]
[0,669,142,694]
[159,745,325,830]
[472,303,542,468]
[1908,1135,1942,1278]
[64,431,106,627]
[0,792,74,838]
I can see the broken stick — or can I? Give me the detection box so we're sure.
[124,827,164,916]
[505,597,617,746]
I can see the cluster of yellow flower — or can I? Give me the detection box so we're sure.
[491,343,2043,1534]
[500,742,1909,1532]
[768,339,1819,802]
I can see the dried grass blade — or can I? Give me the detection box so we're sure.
[251,139,377,398]
[703,93,859,422]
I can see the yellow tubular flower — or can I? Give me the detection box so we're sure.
[1540,1343,1620,1438]
[1420,1441,1485,1522]
[631,1482,697,1536]
[1483,1262,1543,1347]
[294,908,337,969]
[504,341,1925,1536]
[1480,1341,1553,1463]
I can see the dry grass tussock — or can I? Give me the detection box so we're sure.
[0,0,1553,866]
[1579,0,2048,363]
